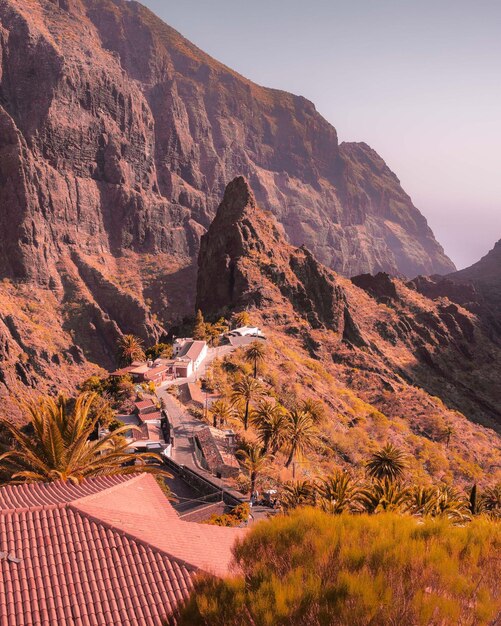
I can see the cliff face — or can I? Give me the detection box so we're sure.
[198,178,501,431]
[0,0,456,417]
[0,0,453,286]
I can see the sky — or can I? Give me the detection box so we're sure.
[142,0,501,269]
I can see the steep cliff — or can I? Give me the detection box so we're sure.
[197,177,501,433]
[0,0,453,285]
[0,0,457,417]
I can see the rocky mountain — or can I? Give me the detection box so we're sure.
[0,0,457,417]
[198,177,501,437]
[0,0,453,288]
[409,240,501,335]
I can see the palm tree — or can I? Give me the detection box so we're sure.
[0,392,167,484]
[237,443,271,495]
[359,478,409,514]
[284,409,319,468]
[300,398,326,424]
[279,480,316,512]
[245,341,266,378]
[251,401,286,453]
[117,334,145,366]
[231,311,250,329]
[231,375,264,430]
[209,399,234,429]
[317,471,362,514]
[366,443,407,482]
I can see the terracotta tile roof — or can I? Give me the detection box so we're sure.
[0,474,245,625]
[134,399,156,413]
[0,475,131,510]
[140,411,162,423]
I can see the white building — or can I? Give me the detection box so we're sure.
[172,339,208,378]
[228,326,263,338]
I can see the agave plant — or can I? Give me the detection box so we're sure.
[405,485,440,517]
[359,478,410,514]
[0,392,167,484]
[432,486,471,523]
[366,443,408,482]
[481,483,501,518]
[317,471,362,514]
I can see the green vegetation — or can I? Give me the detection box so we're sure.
[0,392,167,484]
[209,399,235,429]
[231,375,265,430]
[193,309,207,340]
[231,310,251,328]
[145,343,173,360]
[365,442,407,481]
[244,341,266,378]
[237,443,272,495]
[175,510,501,626]
[205,502,250,527]
[117,333,145,366]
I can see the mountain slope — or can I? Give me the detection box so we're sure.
[410,240,501,335]
[197,177,501,436]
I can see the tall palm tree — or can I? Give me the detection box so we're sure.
[209,399,234,429]
[0,392,166,484]
[317,471,362,514]
[279,480,316,512]
[359,478,409,514]
[231,375,264,430]
[237,443,271,495]
[366,443,407,482]
[251,401,286,453]
[117,334,145,366]
[284,409,319,468]
[244,341,266,378]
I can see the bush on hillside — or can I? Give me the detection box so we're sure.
[173,509,501,626]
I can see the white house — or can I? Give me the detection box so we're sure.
[172,339,208,378]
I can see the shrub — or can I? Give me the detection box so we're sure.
[174,510,501,626]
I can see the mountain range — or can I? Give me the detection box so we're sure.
[0,0,499,476]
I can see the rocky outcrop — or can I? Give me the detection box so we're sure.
[409,240,501,335]
[197,177,347,333]
[197,178,501,429]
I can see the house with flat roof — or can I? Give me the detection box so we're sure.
[0,474,245,625]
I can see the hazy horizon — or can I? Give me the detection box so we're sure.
[143,0,501,269]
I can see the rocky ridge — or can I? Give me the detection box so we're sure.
[197,177,501,434]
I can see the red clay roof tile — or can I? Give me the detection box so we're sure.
[0,474,245,625]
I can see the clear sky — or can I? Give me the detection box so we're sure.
[141,0,501,269]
